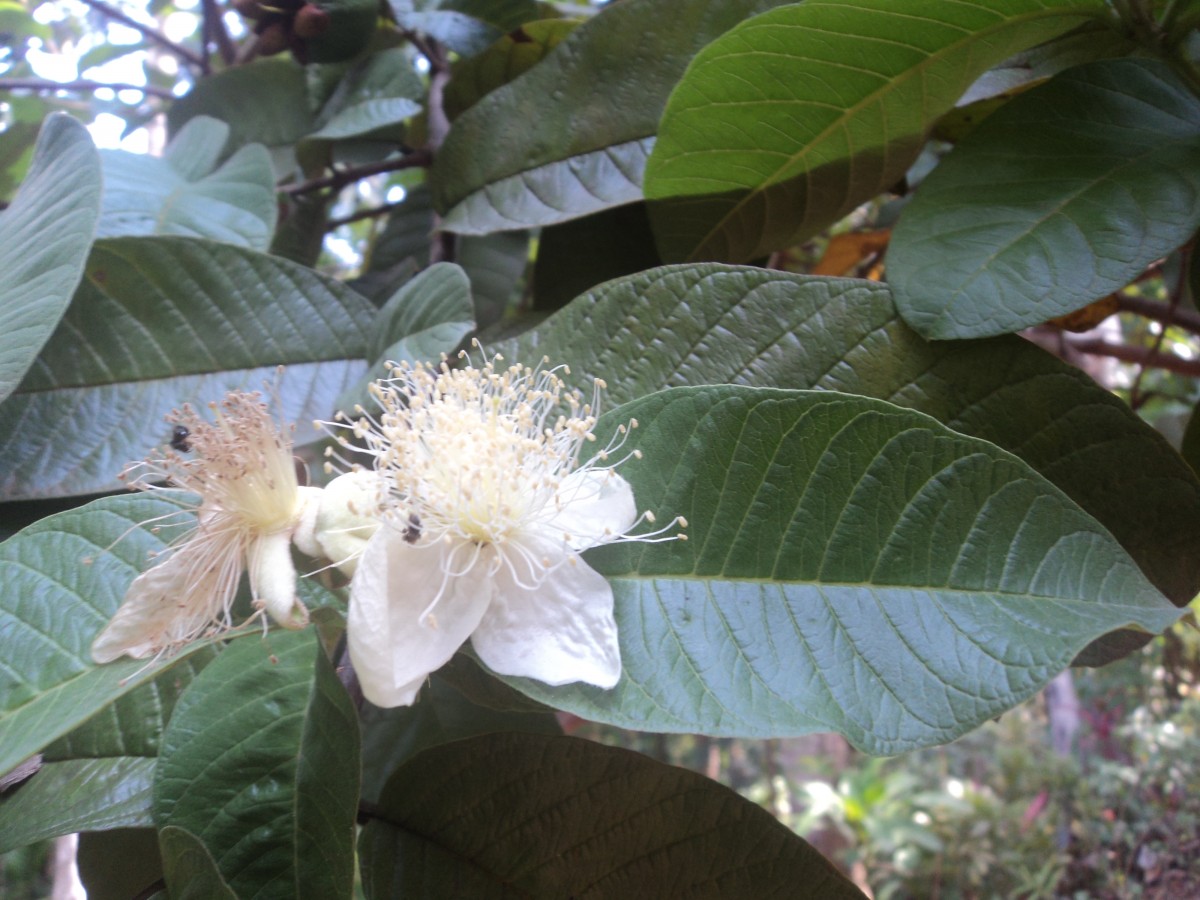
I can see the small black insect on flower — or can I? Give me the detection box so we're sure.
[403,512,421,544]
[170,425,191,453]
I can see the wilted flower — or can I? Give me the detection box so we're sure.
[328,349,684,708]
[92,390,322,663]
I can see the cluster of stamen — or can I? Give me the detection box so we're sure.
[116,390,302,647]
[324,347,683,593]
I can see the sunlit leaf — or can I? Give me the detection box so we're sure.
[643,0,1106,262]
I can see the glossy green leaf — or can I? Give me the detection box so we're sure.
[889,58,1200,339]
[154,630,359,900]
[360,732,866,898]
[643,0,1106,263]
[0,494,217,780]
[0,114,101,403]
[167,58,315,153]
[502,386,1181,752]
[159,826,236,900]
[0,236,376,499]
[98,116,277,249]
[503,265,1200,638]
[0,757,154,852]
[433,0,788,234]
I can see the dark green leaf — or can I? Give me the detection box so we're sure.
[154,630,359,900]
[159,826,236,900]
[503,265,1200,639]
[359,671,559,804]
[433,0,788,233]
[502,386,1181,752]
[98,117,277,249]
[532,203,662,310]
[0,114,101,403]
[889,58,1200,339]
[0,758,155,852]
[44,651,216,761]
[360,732,866,898]
[0,236,376,499]
[458,230,528,328]
[643,0,1106,262]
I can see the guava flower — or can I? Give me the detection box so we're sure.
[92,390,322,663]
[329,350,684,708]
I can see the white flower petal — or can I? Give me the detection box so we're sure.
[548,469,637,550]
[315,471,384,576]
[248,531,307,629]
[348,529,493,707]
[472,537,621,688]
[91,542,226,663]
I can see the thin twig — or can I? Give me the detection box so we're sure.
[1129,251,1190,408]
[201,0,237,67]
[1115,293,1200,335]
[79,0,206,68]
[1064,335,1200,377]
[326,200,407,229]
[0,78,175,99]
[282,148,433,196]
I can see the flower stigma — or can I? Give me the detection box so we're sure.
[325,345,685,708]
[91,387,322,664]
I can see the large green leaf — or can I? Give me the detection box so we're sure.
[154,630,359,900]
[0,757,155,853]
[432,0,788,234]
[360,732,866,898]
[0,236,377,500]
[643,0,1107,263]
[0,114,101,403]
[0,494,217,780]
[889,58,1200,339]
[501,386,1181,752]
[98,116,277,249]
[503,265,1200,638]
